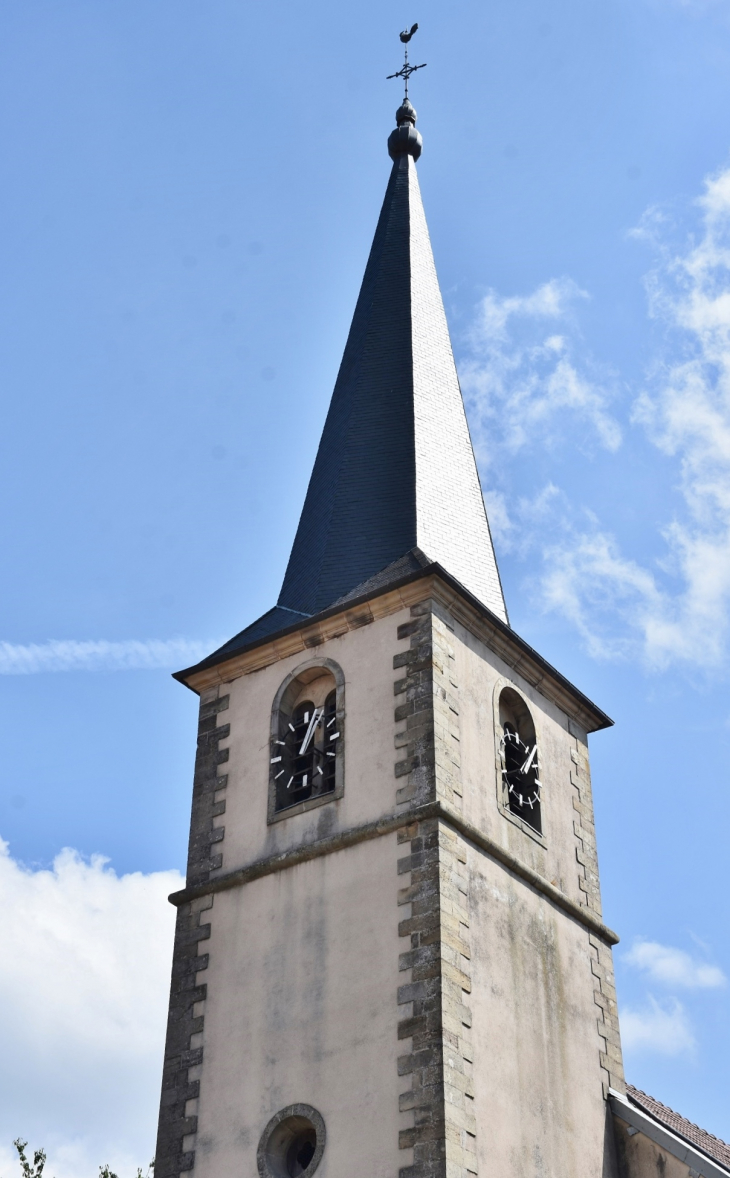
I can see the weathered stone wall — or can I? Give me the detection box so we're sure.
[155,687,230,1178]
[396,818,477,1178]
[467,848,618,1177]
[393,601,477,1177]
[391,596,622,1176]
[155,582,624,1178]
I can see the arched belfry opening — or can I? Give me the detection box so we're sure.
[498,686,542,835]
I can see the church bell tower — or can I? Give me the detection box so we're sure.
[154,80,626,1178]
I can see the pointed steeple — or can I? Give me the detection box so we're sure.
[278,101,508,624]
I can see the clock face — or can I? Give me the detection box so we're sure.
[500,722,542,827]
[271,690,340,811]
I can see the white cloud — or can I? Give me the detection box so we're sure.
[624,940,726,989]
[539,530,662,660]
[0,837,183,1178]
[503,161,730,670]
[620,996,696,1057]
[468,277,586,341]
[0,637,215,674]
[460,278,621,460]
[621,164,730,664]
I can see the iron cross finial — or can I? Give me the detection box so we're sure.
[386,24,426,100]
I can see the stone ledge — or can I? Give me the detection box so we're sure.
[168,801,620,947]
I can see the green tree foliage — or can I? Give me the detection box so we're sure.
[11,1141,50,1178]
[99,1166,153,1178]
[4,1141,153,1178]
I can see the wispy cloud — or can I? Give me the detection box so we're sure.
[0,837,182,1178]
[539,531,660,661]
[472,159,730,671]
[620,996,696,1057]
[619,162,730,666]
[461,277,621,461]
[0,637,215,674]
[624,939,726,989]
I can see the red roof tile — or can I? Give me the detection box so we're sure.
[627,1085,730,1172]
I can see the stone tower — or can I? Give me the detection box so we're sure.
[154,98,626,1178]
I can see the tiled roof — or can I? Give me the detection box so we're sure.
[627,1085,730,1171]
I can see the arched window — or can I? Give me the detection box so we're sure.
[268,659,345,822]
[497,686,542,835]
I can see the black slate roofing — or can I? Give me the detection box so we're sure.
[206,605,311,660]
[191,108,509,678]
[332,547,432,605]
[277,153,418,617]
[195,550,430,670]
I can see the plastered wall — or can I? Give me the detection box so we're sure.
[613,1119,694,1178]
[468,848,617,1177]
[187,832,409,1178]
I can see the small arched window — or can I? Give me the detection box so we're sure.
[498,686,542,835]
[268,660,345,823]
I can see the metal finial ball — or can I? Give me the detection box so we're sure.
[388,101,422,161]
[395,100,417,126]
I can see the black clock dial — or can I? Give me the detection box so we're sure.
[500,722,542,829]
[271,690,339,811]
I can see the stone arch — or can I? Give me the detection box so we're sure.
[492,677,544,839]
[267,657,345,823]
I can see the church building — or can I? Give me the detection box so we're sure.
[153,89,730,1178]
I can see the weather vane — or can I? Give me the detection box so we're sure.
[386,24,426,101]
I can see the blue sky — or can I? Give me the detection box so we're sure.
[1,0,729,1173]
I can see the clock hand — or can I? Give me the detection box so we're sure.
[506,766,541,787]
[299,707,324,755]
[520,744,538,775]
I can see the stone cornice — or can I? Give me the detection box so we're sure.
[176,565,612,735]
[168,800,620,948]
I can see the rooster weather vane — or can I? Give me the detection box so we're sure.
[387,23,426,100]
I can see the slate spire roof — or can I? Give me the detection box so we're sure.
[277,99,508,625]
[194,101,509,668]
